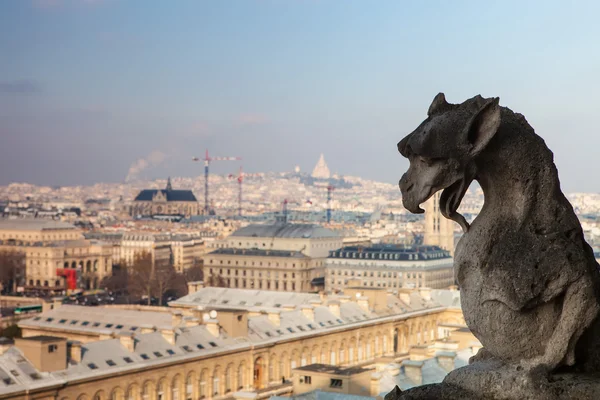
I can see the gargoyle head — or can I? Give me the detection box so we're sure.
[398,93,501,232]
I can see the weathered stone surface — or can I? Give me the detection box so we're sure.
[393,93,600,399]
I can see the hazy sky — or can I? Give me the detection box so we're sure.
[1,0,599,192]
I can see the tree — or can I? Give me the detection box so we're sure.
[100,264,128,295]
[0,250,25,293]
[153,260,177,306]
[127,252,154,305]
[206,274,228,288]
[183,265,204,283]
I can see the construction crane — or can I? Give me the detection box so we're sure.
[193,149,241,215]
[327,185,335,223]
[228,166,261,217]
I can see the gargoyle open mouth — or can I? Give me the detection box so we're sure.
[440,177,472,233]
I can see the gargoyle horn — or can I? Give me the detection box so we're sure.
[428,92,450,116]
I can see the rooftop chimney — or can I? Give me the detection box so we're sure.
[172,311,183,327]
[283,304,296,312]
[328,301,341,317]
[419,287,432,301]
[436,351,456,372]
[370,373,382,397]
[402,360,424,386]
[357,298,369,312]
[184,317,200,328]
[161,328,177,345]
[399,289,411,305]
[140,324,155,334]
[15,336,68,372]
[68,341,82,364]
[118,333,135,352]
[206,319,220,337]
[301,306,314,321]
[268,311,281,326]
[187,281,204,294]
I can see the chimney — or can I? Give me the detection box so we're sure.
[419,287,432,301]
[172,311,183,327]
[268,311,281,326]
[309,300,321,307]
[140,324,155,334]
[402,360,423,386]
[187,281,204,294]
[408,345,429,361]
[436,351,456,372]
[328,301,341,317]
[0,338,14,355]
[69,341,82,364]
[184,317,200,327]
[161,328,177,345]
[301,306,314,321]
[370,373,381,397]
[206,319,220,337]
[338,295,351,304]
[118,333,135,352]
[15,337,67,372]
[283,304,296,312]
[399,289,411,304]
[357,298,369,312]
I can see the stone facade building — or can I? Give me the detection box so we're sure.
[204,223,342,291]
[325,245,454,291]
[3,286,467,400]
[129,178,200,218]
[0,219,113,292]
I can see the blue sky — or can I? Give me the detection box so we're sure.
[1,0,599,192]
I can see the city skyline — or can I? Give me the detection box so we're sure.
[2,1,600,192]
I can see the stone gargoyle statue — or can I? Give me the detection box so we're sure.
[394,93,600,399]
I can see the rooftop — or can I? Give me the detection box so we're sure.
[0,219,76,231]
[208,248,307,258]
[329,245,451,261]
[134,188,197,202]
[17,335,65,343]
[231,223,340,239]
[293,363,372,376]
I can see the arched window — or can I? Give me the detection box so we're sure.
[212,372,220,396]
[199,370,208,399]
[142,382,151,400]
[237,363,245,389]
[171,376,180,400]
[126,386,136,400]
[156,381,165,400]
[185,375,193,400]
[225,365,233,393]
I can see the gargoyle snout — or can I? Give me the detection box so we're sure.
[399,173,413,192]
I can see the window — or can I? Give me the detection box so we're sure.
[287,328,295,333]
[88,363,98,370]
[58,319,67,324]
[123,357,133,363]
[106,359,116,366]
[106,324,114,328]
[182,345,193,352]
[140,353,150,360]
[330,379,343,388]
[48,344,58,353]
[82,321,90,326]
[116,324,124,329]
[93,322,101,327]
[153,351,163,358]
[46,318,54,322]
[209,342,217,347]
[197,344,205,350]
[166,349,175,355]
[303,376,312,384]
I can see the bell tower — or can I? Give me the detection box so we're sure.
[423,192,456,255]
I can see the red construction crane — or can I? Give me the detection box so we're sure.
[228,166,261,217]
[192,149,241,215]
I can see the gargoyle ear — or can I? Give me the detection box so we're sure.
[466,97,501,155]
[428,93,449,116]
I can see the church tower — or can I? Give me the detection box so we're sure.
[166,176,173,191]
[423,191,456,256]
